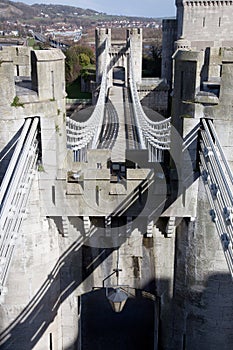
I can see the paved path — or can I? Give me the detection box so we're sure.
[108,85,126,162]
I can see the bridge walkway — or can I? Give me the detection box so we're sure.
[98,82,139,161]
[105,84,126,162]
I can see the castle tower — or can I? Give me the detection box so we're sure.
[162,0,233,86]
[161,19,177,86]
[95,28,142,88]
[127,28,142,84]
[168,44,233,350]
[95,28,111,84]
[176,0,233,49]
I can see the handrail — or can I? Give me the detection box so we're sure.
[200,119,233,277]
[66,38,109,161]
[66,38,171,162]
[0,118,32,205]
[128,38,171,160]
[0,117,39,292]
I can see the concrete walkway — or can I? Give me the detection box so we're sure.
[108,85,126,162]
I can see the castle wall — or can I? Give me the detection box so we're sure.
[0,178,63,350]
[170,208,233,350]
[137,78,169,116]
[162,19,177,85]
[0,46,69,348]
[180,1,233,49]
[168,45,233,350]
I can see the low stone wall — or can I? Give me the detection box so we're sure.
[137,78,169,117]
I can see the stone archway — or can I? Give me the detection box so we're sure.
[79,288,157,350]
[113,66,125,86]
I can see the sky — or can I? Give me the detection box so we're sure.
[11,0,176,18]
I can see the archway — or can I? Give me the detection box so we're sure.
[113,66,125,86]
[79,288,157,350]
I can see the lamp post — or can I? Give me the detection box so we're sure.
[103,268,129,313]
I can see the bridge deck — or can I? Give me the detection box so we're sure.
[98,83,139,161]
[109,85,126,162]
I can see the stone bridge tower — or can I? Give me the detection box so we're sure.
[95,27,142,87]
[176,0,233,49]
[95,27,111,85]
[162,0,233,85]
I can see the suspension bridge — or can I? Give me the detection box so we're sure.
[0,33,233,304]
[66,37,171,163]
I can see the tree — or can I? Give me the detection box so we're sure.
[79,53,90,68]
[65,44,95,83]
[142,42,162,78]
[65,47,81,83]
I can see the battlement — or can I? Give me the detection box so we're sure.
[163,0,233,84]
[127,27,142,37]
[0,46,66,107]
[0,46,67,179]
[177,0,233,5]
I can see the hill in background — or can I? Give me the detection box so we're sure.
[0,0,161,22]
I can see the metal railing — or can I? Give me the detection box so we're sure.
[66,39,109,162]
[128,39,171,162]
[200,118,233,277]
[0,117,39,297]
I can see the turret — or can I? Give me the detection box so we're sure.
[95,28,111,84]
[127,28,142,84]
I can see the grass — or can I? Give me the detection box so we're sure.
[66,77,92,99]
[27,37,36,47]
[11,96,24,108]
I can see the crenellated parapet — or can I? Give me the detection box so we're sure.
[0,46,67,178]
[163,0,233,86]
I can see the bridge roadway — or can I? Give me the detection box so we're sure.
[107,85,126,162]
[98,82,140,161]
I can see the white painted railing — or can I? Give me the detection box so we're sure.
[66,39,109,162]
[66,38,170,162]
[0,118,39,298]
[129,39,171,162]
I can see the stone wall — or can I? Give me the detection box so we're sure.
[138,78,169,116]
[162,0,233,86]
[177,0,233,48]
[162,19,177,85]
[0,45,68,349]
[168,44,233,350]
